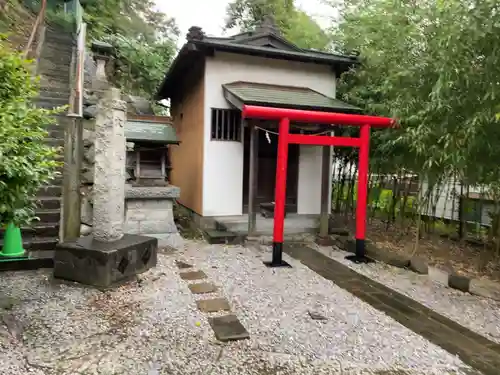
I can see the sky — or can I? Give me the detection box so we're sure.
[155,0,338,48]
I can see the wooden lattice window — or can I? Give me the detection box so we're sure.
[210,108,241,141]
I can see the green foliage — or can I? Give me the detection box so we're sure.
[103,34,177,97]
[0,37,62,226]
[334,0,500,186]
[225,0,332,50]
[81,0,179,97]
[45,8,76,32]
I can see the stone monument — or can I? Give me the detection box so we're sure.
[53,82,158,288]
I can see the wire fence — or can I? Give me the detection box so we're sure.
[331,157,495,247]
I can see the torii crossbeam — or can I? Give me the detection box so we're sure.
[242,105,395,267]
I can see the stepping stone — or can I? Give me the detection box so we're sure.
[208,314,250,342]
[179,270,207,281]
[196,298,231,313]
[176,260,193,269]
[308,310,327,321]
[189,282,218,294]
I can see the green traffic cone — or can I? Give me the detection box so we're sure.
[0,223,26,258]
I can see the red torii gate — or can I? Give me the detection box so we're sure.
[242,105,396,267]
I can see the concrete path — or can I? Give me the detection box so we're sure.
[0,241,486,374]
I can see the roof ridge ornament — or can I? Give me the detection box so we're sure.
[186,26,205,41]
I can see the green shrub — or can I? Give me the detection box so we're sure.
[0,36,62,227]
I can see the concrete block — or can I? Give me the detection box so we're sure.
[147,233,184,249]
[448,274,471,293]
[53,234,158,288]
[124,220,140,234]
[126,208,174,222]
[125,200,144,210]
[409,257,429,274]
[142,199,173,210]
[125,185,180,199]
[428,266,450,286]
[469,279,500,301]
[139,220,177,234]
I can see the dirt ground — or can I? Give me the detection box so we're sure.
[334,214,500,282]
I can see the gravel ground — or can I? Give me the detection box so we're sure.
[0,240,476,375]
[314,244,500,345]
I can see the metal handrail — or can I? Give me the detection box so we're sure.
[24,0,47,58]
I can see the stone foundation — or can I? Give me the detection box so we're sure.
[124,185,184,250]
[54,234,158,288]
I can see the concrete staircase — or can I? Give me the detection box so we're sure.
[0,26,74,254]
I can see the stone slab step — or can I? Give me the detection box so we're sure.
[43,38,74,48]
[39,76,71,90]
[42,40,74,51]
[45,138,64,147]
[38,60,72,71]
[48,175,63,185]
[0,222,59,238]
[38,62,71,72]
[35,99,70,110]
[44,31,75,44]
[203,229,242,245]
[36,196,61,210]
[34,209,61,223]
[37,90,71,101]
[48,128,65,138]
[39,75,70,86]
[0,237,58,252]
[41,48,73,59]
[0,251,54,272]
[39,52,73,64]
[38,185,62,197]
[208,315,250,342]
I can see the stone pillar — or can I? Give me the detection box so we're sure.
[54,50,159,287]
[92,88,126,242]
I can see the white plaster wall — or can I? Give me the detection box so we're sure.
[297,145,333,215]
[203,51,337,216]
[419,179,491,225]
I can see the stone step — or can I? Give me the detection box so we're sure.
[41,46,73,58]
[47,128,65,138]
[38,61,72,73]
[34,209,61,223]
[39,76,71,91]
[36,197,61,210]
[0,236,58,252]
[37,185,62,197]
[44,35,74,45]
[35,96,69,107]
[35,100,69,111]
[203,229,243,245]
[42,38,74,49]
[45,25,76,40]
[40,50,73,61]
[39,53,72,64]
[39,69,71,80]
[0,222,59,238]
[0,252,54,272]
[48,175,63,185]
[38,90,71,101]
[45,138,65,147]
